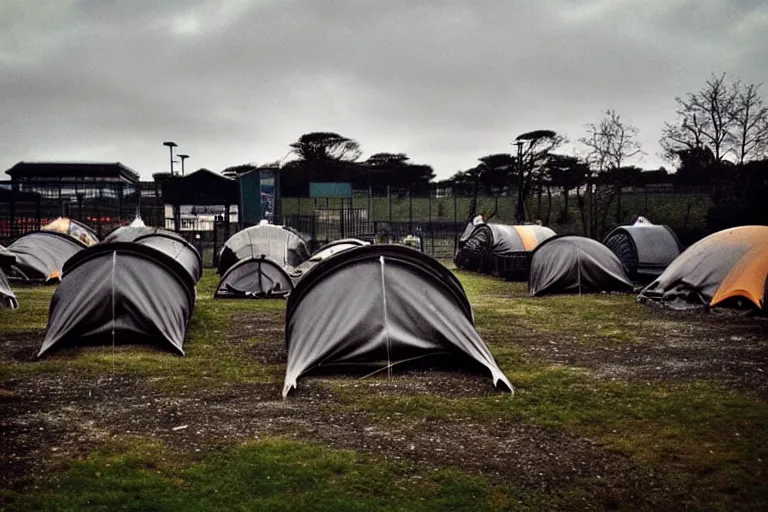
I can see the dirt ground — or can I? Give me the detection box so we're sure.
[2,307,767,509]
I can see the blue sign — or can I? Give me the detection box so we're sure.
[309,182,352,198]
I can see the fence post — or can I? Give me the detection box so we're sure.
[428,189,433,256]
[453,187,458,252]
[367,186,372,233]
[408,188,413,233]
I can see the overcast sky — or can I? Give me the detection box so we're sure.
[1,0,766,180]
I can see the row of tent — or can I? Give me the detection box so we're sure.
[455,220,768,313]
[2,219,514,397]
[4,217,766,397]
[455,217,685,282]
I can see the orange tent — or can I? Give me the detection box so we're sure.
[639,226,768,312]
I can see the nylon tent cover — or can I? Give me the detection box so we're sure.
[218,224,310,276]
[41,217,99,246]
[292,238,370,280]
[603,219,682,279]
[215,256,294,298]
[528,236,634,296]
[0,267,18,309]
[6,231,87,282]
[283,244,513,397]
[38,242,197,357]
[454,222,556,273]
[102,225,175,244]
[638,225,768,312]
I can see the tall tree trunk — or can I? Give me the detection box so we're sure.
[576,186,588,236]
[544,185,552,225]
[563,186,570,222]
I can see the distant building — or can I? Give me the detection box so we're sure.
[5,161,140,199]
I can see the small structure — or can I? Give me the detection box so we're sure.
[528,236,634,296]
[283,244,513,397]
[4,161,140,236]
[603,218,683,280]
[214,224,311,299]
[454,222,556,280]
[5,231,87,283]
[639,225,768,313]
[38,234,202,357]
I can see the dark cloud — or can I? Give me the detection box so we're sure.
[0,0,766,179]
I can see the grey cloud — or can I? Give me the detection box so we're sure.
[0,0,765,179]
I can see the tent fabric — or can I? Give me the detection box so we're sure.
[283,244,513,397]
[5,231,86,283]
[292,238,370,279]
[218,224,310,276]
[638,225,768,312]
[131,233,202,284]
[603,220,683,279]
[38,242,196,357]
[41,217,99,246]
[102,225,176,244]
[528,236,634,296]
[214,256,294,298]
[454,222,556,274]
[0,267,19,309]
[0,244,16,268]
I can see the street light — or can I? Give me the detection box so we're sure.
[163,141,177,175]
[514,140,524,224]
[178,154,189,176]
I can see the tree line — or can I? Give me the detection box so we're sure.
[223,72,768,231]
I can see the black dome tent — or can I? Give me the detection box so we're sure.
[214,224,311,299]
[215,256,295,299]
[5,231,87,283]
[454,222,556,279]
[283,244,513,397]
[291,238,370,280]
[603,218,683,280]
[528,236,634,296]
[218,224,310,276]
[37,237,201,357]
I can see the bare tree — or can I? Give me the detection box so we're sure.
[660,73,739,164]
[732,81,768,165]
[579,109,643,236]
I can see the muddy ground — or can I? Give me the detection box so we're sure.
[1,307,767,509]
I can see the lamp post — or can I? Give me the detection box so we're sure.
[178,154,189,176]
[163,141,177,175]
[514,140,524,224]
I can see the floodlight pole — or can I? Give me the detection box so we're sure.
[515,140,524,224]
[178,154,189,176]
[163,141,178,175]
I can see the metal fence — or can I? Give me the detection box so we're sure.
[1,181,715,264]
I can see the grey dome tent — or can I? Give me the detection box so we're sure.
[218,224,310,276]
[291,238,370,280]
[215,256,295,298]
[454,222,556,279]
[603,218,683,280]
[283,244,513,397]
[5,231,87,283]
[214,225,311,299]
[528,236,634,296]
[38,238,201,358]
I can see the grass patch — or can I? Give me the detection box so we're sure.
[1,437,559,512]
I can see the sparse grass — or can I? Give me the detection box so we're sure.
[1,437,561,512]
[1,267,767,510]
